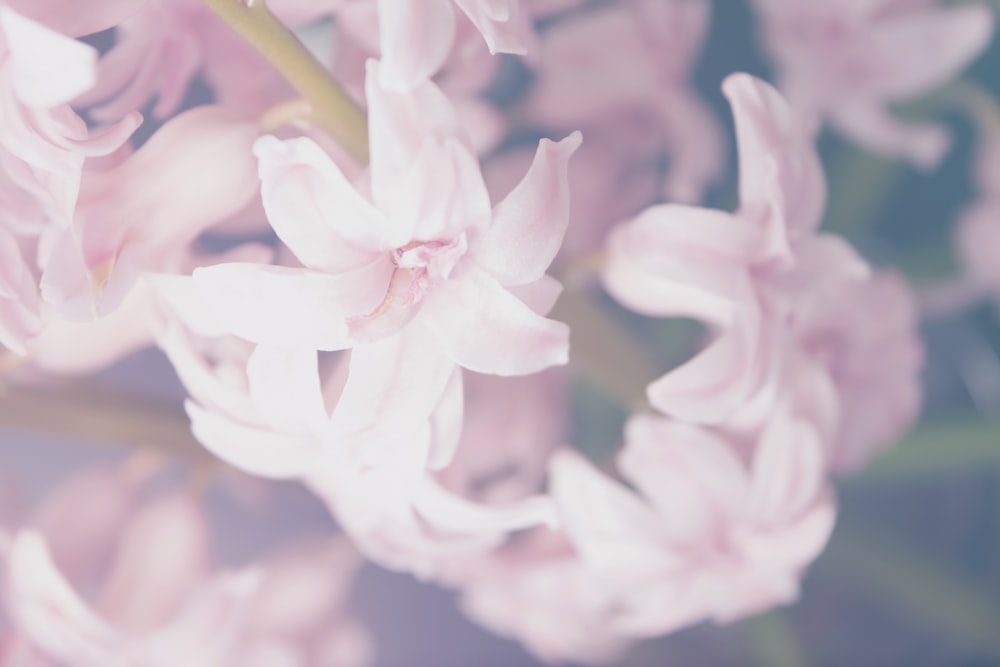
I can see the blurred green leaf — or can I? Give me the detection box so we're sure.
[820,523,1000,659]
[849,418,1000,484]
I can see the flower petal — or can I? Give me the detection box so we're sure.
[189,259,394,350]
[474,132,582,285]
[418,266,569,376]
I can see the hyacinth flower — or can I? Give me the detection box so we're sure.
[526,0,724,203]
[601,73,923,472]
[0,0,995,665]
[0,464,371,667]
[752,0,995,168]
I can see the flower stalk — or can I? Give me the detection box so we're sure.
[203,0,370,163]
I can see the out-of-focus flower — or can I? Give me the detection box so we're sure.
[0,464,371,667]
[526,0,723,202]
[753,0,994,168]
[549,412,835,636]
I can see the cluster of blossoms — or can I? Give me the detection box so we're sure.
[0,0,995,664]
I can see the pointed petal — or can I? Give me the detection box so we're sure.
[474,132,582,285]
[418,266,569,376]
[186,400,322,479]
[254,135,391,271]
[601,205,757,325]
[722,73,825,243]
[189,259,394,350]
[413,477,558,535]
[646,301,773,424]
[862,5,994,101]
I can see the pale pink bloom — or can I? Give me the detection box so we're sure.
[230,538,373,667]
[3,467,260,667]
[548,412,836,637]
[0,6,140,218]
[459,529,631,666]
[39,105,259,321]
[158,314,558,578]
[80,0,314,122]
[600,73,831,425]
[754,0,994,168]
[527,0,723,202]
[191,62,578,377]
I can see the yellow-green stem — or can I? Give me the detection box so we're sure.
[0,382,203,457]
[203,0,369,164]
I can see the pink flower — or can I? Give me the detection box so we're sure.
[39,105,260,321]
[1,464,371,667]
[548,412,835,637]
[3,466,259,667]
[527,0,723,202]
[599,73,828,425]
[754,0,994,168]
[458,530,631,666]
[191,61,578,377]
[80,0,319,122]
[0,6,140,218]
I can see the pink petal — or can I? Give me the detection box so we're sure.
[619,416,751,544]
[246,345,329,437]
[189,258,394,350]
[549,449,671,577]
[861,5,994,102]
[417,265,569,376]
[7,532,117,665]
[4,0,146,37]
[387,136,492,243]
[254,135,391,271]
[474,132,582,285]
[750,411,827,524]
[376,0,456,91]
[330,326,456,460]
[646,300,775,424]
[95,494,210,632]
[722,72,826,244]
[413,477,558,535]
[602,205,758,325]
[428,367,465,470]
[828,100,950,169]
[185,400,322,479]
[0,7,97,108]
[365,60,468,209]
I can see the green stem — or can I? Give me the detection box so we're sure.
[741,612,812,667]
[0,382,204,457]
[550,287,664,410]
[820,523,1000,659]
[849,418,1000,484]
[203,0,369,164]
